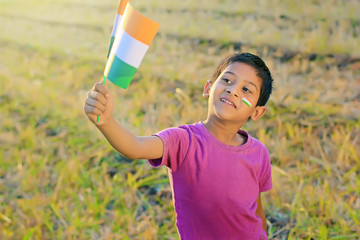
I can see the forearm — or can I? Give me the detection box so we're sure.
[97,117,141,159]
[85,82,163,160]
[259,210,267,233]
[256,193,267,234]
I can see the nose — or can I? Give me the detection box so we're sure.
[226,88,239,98]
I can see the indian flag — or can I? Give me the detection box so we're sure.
[107,0,130,58]
[104,3,160,89]
[242,97,252,107]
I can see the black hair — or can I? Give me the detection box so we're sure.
[210,53,273,106]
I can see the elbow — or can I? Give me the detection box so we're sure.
[122,153,138,160]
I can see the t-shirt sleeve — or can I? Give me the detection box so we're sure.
[147,127,190,173]
[258,147,272,192]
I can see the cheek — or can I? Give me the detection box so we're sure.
[248,91,261,104]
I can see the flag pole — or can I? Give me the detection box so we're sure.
[97,75,106,123]
[96,0,128,124]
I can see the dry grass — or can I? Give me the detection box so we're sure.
[0,0,359,239]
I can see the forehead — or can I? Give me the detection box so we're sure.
[220,62,261,86]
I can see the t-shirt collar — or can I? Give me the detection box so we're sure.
[198,121,252,151]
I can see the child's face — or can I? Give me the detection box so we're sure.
[203,62,266,124]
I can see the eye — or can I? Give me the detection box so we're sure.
[222,78,231,84]
[243,87,252,93]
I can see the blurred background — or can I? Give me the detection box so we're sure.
[0,0,359,239]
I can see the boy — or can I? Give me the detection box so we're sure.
[84,53,273,239]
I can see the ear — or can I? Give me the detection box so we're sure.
[250,106,266,121]
[203,80,212,98]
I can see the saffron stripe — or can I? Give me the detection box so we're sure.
[117,0,130,15]
[120,4,160,46]
[105,56,137,89]
[112,29,149,68]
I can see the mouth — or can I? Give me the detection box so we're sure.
[220,98,237,109]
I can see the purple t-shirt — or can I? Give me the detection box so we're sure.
[148,122,272,240]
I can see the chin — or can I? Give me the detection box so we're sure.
[214,113,243,123]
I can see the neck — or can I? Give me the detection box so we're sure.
[202,116,246,146]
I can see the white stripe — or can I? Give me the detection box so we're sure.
[112,29,149,68]
[242,97,252,106]
[111,14,122,37]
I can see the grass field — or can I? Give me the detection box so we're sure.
[0,0,359,239]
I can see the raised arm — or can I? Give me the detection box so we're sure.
[84,82,163,160]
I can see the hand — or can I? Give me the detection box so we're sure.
[84,80,114,126]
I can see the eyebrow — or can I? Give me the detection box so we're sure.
[223,71,259,90]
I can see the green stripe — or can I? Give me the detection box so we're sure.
[106,56,137,89]
[242,99,251,107]
[107,36,115,58]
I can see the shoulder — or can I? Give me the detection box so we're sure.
[251,137,269,153]
[240,130,268,151]
[156,123,201,142]
[165,122,203,135]
[157,123,196,135]
[242,131,270,159]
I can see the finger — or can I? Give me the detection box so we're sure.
[87,91,107,105]
[84,104,103,116]
[85,98,106,112]
[87,113,99,123]
[94,82,109,97]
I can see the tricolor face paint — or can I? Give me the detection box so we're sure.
[242,97,252,107]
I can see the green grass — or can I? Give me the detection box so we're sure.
[0,0,359,239]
